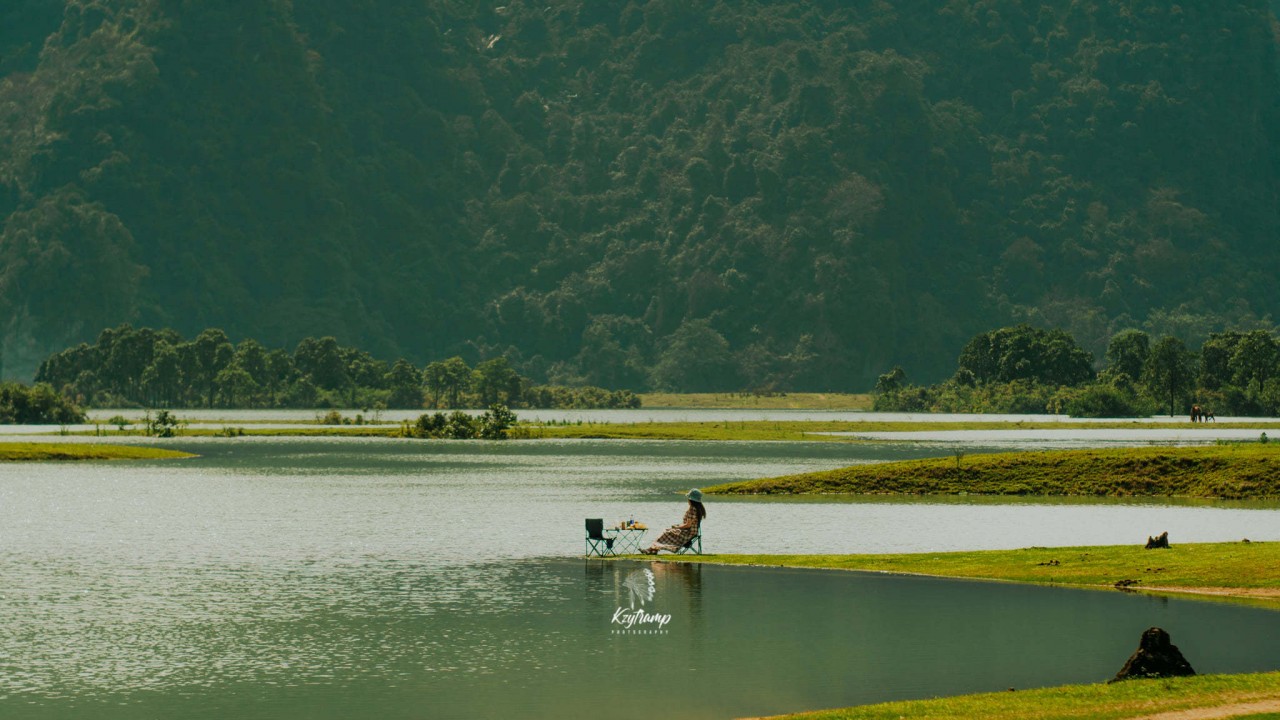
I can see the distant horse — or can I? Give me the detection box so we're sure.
[1190,405,1215,423]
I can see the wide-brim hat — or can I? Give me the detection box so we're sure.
[687,488,703,502]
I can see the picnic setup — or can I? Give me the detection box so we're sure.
[584,489,706,557]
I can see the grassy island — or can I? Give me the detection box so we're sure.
[765,672,1280,720]
[0,443,195,461]
[656,542,1280,604]
[704,445,1280,499]
[637,392,872,409]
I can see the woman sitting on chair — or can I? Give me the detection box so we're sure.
[642,489,706,555]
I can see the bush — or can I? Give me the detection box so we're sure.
[444,411,478,439]
[1056,383,1155,418]
[479,404,517,439]
[407,404,519,439]
[0,382,86,424]
[146,409,180,437]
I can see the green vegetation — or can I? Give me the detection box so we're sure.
[0,442,194,461]
[659,542,1280,602]
[638,393,872,409]
[2,2,1278,390]
[0,381,84,424]
[529,419,1280,442]
[877,326,1280,418]
[35,324,638,410]
[705,445,1280,499]
[403,405,518,440]
[530,420,861,442]
[764,672,1280,720]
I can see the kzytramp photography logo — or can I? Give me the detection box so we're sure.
[611,568,672,635]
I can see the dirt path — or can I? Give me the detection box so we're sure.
[1134,697,1280,719]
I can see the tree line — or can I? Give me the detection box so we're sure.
[875,325,1280,418]
[35,324,640,410]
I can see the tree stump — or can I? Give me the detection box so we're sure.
[1145,531,1170,549]
[1111,627,1195,682]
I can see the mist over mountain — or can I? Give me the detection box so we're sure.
[2,1,1278,390]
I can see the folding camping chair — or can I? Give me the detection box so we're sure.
[674,527,703,555]
[584,518,616,557]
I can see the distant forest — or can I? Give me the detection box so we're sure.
[36,324,640,410]
[876,324,1280,418]
[3,1,1279,390]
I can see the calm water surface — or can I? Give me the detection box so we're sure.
[2,437,1279,718]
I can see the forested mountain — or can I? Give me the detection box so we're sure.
[3,1,1279,391]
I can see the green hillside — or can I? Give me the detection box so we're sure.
[3,1,1278,390]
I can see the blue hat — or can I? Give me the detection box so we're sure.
[687,488,703,502]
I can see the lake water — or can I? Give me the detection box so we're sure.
[2,436,1279,718]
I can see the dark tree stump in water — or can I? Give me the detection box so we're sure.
[1111,627,1195,682]
[1145,531,1170,549]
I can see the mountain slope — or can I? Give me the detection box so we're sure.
[2,0,1278,389]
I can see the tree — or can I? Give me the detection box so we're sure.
[263,348,296,405]
[386,359,424,408]
[440,357,473,408]
[1199,332,1244,390]
[181,329,234,408]
[141,341,182,407]
[957,325,1094,386]
[294,337,348,391]
[341,347,389,404]
[479,403,517,439]
[1144,336,1195,417]
[234,339,269,393]
[472,357,522,406]
[215,360,258,408]
[102,325,156,401]
[1228,330,1279,389]
[650,319,738,392]
[875,366,906,394]
[423,361,448,408]
[1104,329,1150,383]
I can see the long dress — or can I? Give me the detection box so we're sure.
[652,505,701,552]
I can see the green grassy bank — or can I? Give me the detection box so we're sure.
[656,542,1280,603]
[528,420,1280,442]
[638,392,873,409]
[759,672,1280,720]
[0,442,196,461]
[705,445,1280,499]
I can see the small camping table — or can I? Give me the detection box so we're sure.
[605,528,648,555]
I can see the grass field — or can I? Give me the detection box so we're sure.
[527,419,1280,441]
[656,542,1280,605]
[0,442,196,461]
[704,445,1280,499]
[763,672,1280,720]
[638,392,873,409]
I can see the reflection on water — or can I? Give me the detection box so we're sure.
[1,438,1279,718]
[2,557,1279,720]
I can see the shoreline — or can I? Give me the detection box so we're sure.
[739,673,1280,720]
[651,542,1280,607]
[0,442,196,461]
[653,546,1280,718]
[704,445,1280,500]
